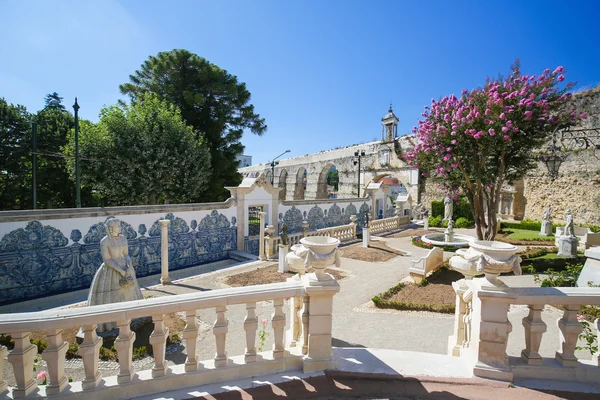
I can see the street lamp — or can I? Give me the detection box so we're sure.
[73,98,81,208]
[353,150,366,197]
[270,150,290,185]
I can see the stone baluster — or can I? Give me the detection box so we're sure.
[448,283,468,357]
[214,305,229,367]
[7,332,37,398]
[0,345,7,396]
[594,319,600,366]
[272,298,286,359]
[301,219,309,237]
[182,310,200,371]
[555,305,583,366]
[290,297,303,347]
[159,219,171,285]
[79,325,102,390]
[244,303,258,363]
[114,320,136,383]
[302,296,310,355]
[42,329,68,394]
[521,305,547,365]
[149,314,170,377]
[265,224,276,259]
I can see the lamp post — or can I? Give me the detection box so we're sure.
[269,150,290,185]
[353,150,365,197]
[73,98,81,208]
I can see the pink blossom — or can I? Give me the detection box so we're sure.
[261,319,268,325]
[451,131,456,136]
[557,74,565,82]
[553,66,564,74]
[503,135,510,141]
[488,128,495,136]
[37,371,47,380]
[501,126,509,133]
[577,314,585,323]
[485,108,491,116]
[473,132,482,139]
[461,89,468,95]
[443,154,451,161]
[499,112,505,120]
[451,139,457,144]
[580,112,589,119]
[446,147,452,152]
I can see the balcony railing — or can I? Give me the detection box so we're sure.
[368,215,410,235]
[0,277,339,399]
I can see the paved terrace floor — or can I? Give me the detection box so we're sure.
[3,225,600,398]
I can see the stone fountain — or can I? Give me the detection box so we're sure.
[286,236,341,286]
[449,240,522,289]
[421,196,475,249]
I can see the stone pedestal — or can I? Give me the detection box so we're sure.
[557,236,578,258]
[577,247,600,287]
[424,218,429,230]
[540,221,552,236]
[278,244,289,273]
[445,226,454,243]
[362,227,370,248]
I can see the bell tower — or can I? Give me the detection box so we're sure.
[381,104,399,142]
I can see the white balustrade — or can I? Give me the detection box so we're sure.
[450,280,600,381]
[0,277,339,399]
[369,215,410,235]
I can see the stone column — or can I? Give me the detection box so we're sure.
[278,244,289,272]
[362,227,370,248]
[159,219,171,285]
[259,212,267,260]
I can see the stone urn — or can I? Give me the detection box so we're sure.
[285,236,341,285]
[449,240,521,289]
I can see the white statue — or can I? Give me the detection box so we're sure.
[564,210,576,238]
[543,206,552,222]
[88,218,143,332]
[443,196,453,222]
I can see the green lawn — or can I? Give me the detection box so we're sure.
[505,228,554,241]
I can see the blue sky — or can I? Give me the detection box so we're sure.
[1,0,599,165]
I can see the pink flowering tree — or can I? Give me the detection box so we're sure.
[406,62,587,240]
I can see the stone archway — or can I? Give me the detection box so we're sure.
[278,169,288,200]
[294,168,307,200]
[265,170,273,185]
[316,164,336,199]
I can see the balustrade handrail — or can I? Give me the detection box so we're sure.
[0,280,305,333]
[474,286,600,305]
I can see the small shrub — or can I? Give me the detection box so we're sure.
[533,263,584,287]
[66,343,80,359]
[455,217,473,228]
[132,346,149,360]
[31,338,48,354]
[0,334,14,350]
[428,216,442,227]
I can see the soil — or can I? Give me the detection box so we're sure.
[341,240,405,262]
[389,229,439,239]
[224,264,345,287]
[385,268,464,309]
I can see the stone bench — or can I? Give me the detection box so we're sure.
[408,247,443,283]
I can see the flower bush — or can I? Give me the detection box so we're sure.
[258,318,269,351]
[406,61,587,240]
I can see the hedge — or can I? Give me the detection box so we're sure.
[431,199,473,221]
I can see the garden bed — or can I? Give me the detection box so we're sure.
[372,267,463,313]
[411,236,460,252]
[224,264,345,287]
[496,229,555,245]
[340,240,405,262]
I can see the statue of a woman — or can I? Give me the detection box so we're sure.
[443,196,453,222]
[88,218,143,332]
[564,210,576,238]
[543,206,552,222]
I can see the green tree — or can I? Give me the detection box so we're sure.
[119,49,266,201]
[34,107,76,208]
[327,168,339,191]
[0,98,32,210]
[65,95,211,205]
[44,92,66,111]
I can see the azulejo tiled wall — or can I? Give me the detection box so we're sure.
[277,202,371,234]
[0,211,236,305]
